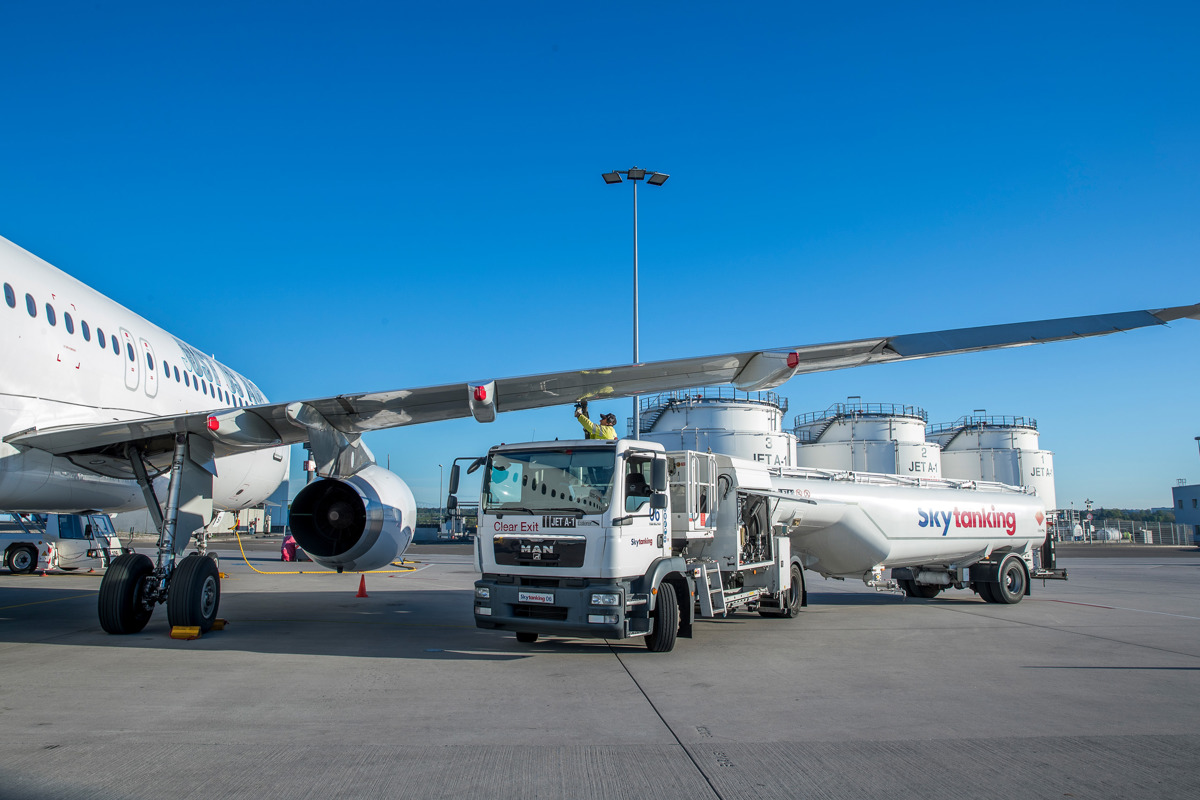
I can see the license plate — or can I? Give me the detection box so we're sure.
[518,590,555,604]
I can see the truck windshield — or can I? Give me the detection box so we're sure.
[483,447,616,515]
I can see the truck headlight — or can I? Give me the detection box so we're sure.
[590,592,620,606]
[475,586,490,599]
[588,614,619,624]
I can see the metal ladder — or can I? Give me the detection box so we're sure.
[695,562,727,618]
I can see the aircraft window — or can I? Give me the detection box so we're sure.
[183,372,190,387]
[111,334,119,354]
[97,327,105,347]
[46,303,56,326]
[3,283,13,308]
[145,352,154,371]
[201,380,208,395]
[174,366,180,382]
[26,294,36,317]
[126,342,135,361]
[81,320,91,341]
[64,313,74,334]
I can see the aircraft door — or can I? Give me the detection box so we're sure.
[119,328,140,391]
[139,338,159,398]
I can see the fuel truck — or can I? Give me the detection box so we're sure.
[462,437,1061,652]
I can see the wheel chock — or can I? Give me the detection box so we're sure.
[211,619,228,630]
[170,626,202,640]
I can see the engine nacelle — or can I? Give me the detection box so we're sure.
[289,464,416,572]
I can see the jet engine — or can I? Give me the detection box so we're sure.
[289,464,416,572]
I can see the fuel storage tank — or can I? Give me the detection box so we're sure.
[792,402,942,478]
[638,388,796,468]
[926,414,1056,510]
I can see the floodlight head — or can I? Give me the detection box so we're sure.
[647,172,669,186]
[627,167,646,180]
[602,171,623,184]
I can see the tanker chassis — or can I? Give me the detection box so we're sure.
[466,438,1062,652]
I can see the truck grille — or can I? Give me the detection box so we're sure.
[513,604,570,621]
[493,535,586,568]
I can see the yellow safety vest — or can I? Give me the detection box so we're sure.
[577,415,617,440]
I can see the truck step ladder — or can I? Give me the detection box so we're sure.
[695,562,727,618]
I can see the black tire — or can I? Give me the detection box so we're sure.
[994,556,1027,605]
[761,563,805,618]
[515,631,539,643]
[975,579,999,603]
[167,554,221,632]
[645,581,679,652]
[7,545,37,574]
[98,553,155,634]
[903,581,942,599]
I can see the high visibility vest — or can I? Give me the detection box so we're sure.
[577,415,617,440]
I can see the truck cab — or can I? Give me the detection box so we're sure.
[472,438,683,644]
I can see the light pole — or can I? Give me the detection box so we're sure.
[438,464,443,511]
[602,166,669,439]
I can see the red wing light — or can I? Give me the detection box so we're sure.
[473,386,488,402]
[787,352,799,369]
[206,415,220,431]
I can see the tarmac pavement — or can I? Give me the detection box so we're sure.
[1,543,1198,799]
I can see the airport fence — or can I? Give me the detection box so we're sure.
[1053,519,1198,546]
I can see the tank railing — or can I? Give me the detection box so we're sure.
[638,387,788,433]
[792,402,929,430]
[926,415,1038,437]
[770,465,1032,493]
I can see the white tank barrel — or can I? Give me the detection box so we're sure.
[638,388,796,468]
[793,403,942,478]
[928,415,1056,510]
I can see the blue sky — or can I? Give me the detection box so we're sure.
[2,2,1197,509]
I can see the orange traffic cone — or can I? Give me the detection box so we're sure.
[356,575,368,598]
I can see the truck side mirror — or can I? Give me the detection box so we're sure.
[448,464,461,495]
[651,493,668,510]
[651,459,668,493]
[447,495,459,512]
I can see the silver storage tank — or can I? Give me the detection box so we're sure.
[792,402,942,478]
[638,388,796,468]
[927,415,1056,510]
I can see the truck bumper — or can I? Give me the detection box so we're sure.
[473,577,649,640]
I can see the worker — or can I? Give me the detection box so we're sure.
[574,400,617,440]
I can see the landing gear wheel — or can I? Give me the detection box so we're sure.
[761,563,804,618]
[98,553,155,634]
[7,545,37,574]
[515,631,539,643]
[167,554,221,632]
[645,582,679,652]
[994,556,1027,605]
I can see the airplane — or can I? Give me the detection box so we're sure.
[1,233,1196,637]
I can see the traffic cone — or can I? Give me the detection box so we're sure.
[356,575,368,598]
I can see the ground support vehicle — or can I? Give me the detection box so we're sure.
[1,513,131,573]
[467,438,1065,652]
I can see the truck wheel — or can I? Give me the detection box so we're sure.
[903,582,942,599]
[974,580,999,603]
[7,545,37,574]
[761,563,804,618]
[515,631,539,644]
[645,583,679,652]
[994,556,1027,605]
[167,554,221,632]
[98,553,155,634]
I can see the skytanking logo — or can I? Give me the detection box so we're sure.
[918,506,1017,536]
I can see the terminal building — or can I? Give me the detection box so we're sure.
[1171,438,1200,543]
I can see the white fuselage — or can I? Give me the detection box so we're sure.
[0,236,289,513]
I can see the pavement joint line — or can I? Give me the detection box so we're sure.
[928,601,1200,661]
[606,640,725,800]
[1040,598,1200,621]
[0,589,99,611]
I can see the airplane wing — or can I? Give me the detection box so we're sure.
[7,303,1198,474]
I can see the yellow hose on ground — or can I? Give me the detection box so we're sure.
[231,530,416,575]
